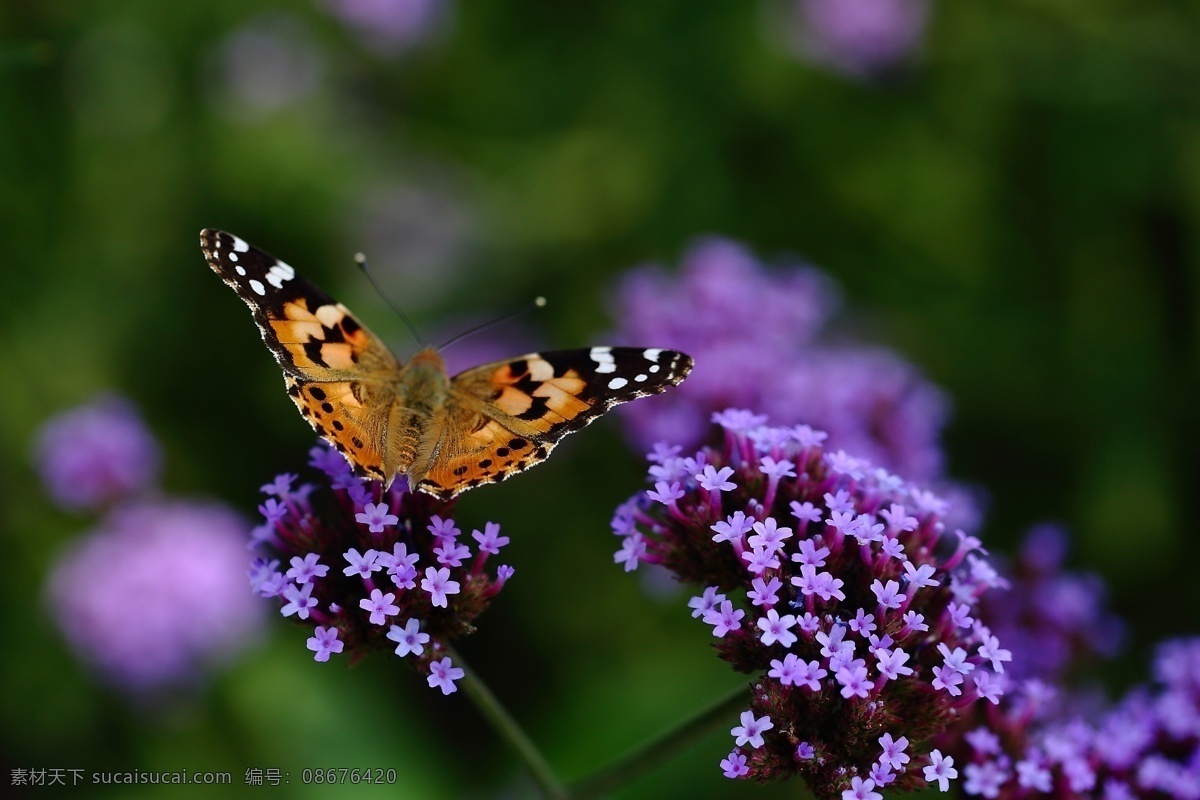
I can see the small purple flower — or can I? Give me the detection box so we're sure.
[712,511,755,543]
[421,566,460,608]
[258,498,288,524]
[647,480,685,506]
[260,473,296,497]
[689,586,727,618]
[703,600,745,638]
[877,733,910,770]
[355,501,399,533]
[614,533,647,572]
[427,515,460,542]
[286,553,329,584]
[434,540,470,568]
[697,465,737,492]
[343,547,379,577]
[281,582,317,620]
[306,626,344,662]
[359,588,400,625]
[842,776,881,800]
[748,576,782,608]
[768,653,803,686]
[34,394,161,511]
[924,750,957,791]
[731,711,774,749]
[426,656,464,695]
[720,750,750,778]
[757,609,798,648]
[472,522,508,555]
[386,619,430,657]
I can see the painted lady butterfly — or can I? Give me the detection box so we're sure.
[200,229,693,499]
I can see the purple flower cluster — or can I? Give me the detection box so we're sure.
[612,410,1010,798]
[46,501,262,691]
[939,639,1200,799]
[319,0,449,54]
[786,0,930,79]
[609,238,951,484]
[34,394,160,511]
[249,442,513,695]
[978,524,1125,683]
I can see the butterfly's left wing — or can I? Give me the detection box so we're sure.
[412,347,692,498]
[200,229,401,481]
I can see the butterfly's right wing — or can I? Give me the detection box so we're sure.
[201,229,400,480]
[411,347,693,498]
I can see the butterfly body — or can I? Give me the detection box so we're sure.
[201,229,693,499]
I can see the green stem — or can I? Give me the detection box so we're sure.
[567,682,748,800]
[447,646,566,799]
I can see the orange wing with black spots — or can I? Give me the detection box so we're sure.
[413,348,694,498]
[203,229,693,498]
[201,229,398,478]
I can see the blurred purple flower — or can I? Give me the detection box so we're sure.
[609,237,952,484]
[249,441,513,693]
[787,0,930,79]
[614,410,1010,796]
[345,177,477,308]
[938,638,1200,799]
[34,394,160,511]
[208,15,323,121]
[979,523,1125,683]
[319,0,450,55]
[46,501,261,692]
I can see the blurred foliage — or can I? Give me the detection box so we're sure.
[2,0,1198,797]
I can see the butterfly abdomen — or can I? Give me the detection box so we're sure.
[383,348,453,486]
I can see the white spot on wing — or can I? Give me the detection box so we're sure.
[228,252,238,262]
[249,279,266,296]
[635,374,647,382]
[608,377,628,390]
[590,345,616,374]
[231,235,250,253]
[649,364,660,373]
[235,266,246,276]
[643,348,662,362]
[265,261,295,289]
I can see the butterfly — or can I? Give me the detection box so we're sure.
[200,229,693,499]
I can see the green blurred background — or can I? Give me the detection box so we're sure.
[3,1,1198,797]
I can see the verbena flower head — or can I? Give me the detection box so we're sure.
[46,501,261,692]
[787,0,930,79]
[979,523,1124,683]
[34,394,161,511]
[250,442,513,694]
[614,411,1008,798]
[319,0,449,54]
[938,638,1200,799]
[609,237,950,483]
[209,14,324,121]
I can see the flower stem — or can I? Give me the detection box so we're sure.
[446,646,566,799]
[567,682,748,799]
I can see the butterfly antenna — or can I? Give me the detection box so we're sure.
[438,297,547,352]
[354,252,426,347]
